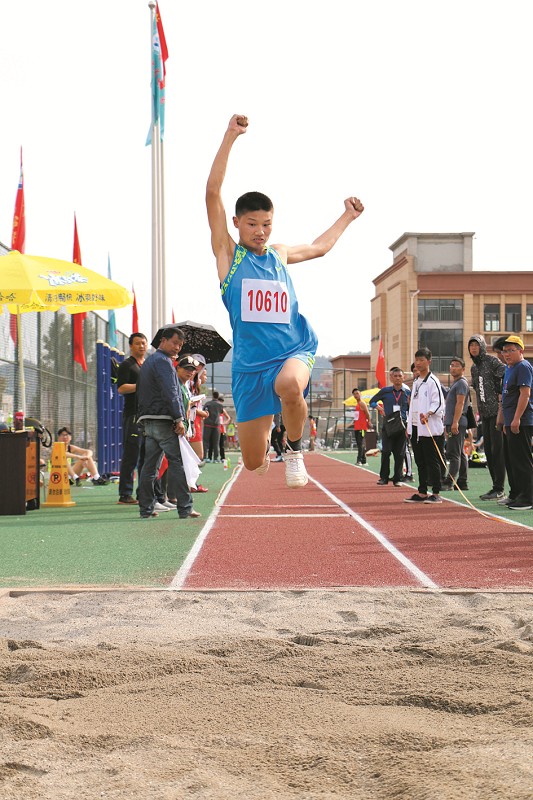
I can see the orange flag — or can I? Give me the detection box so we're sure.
[72,216,87,372]
[375,338,387,388]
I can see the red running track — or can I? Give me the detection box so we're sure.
[178,453,533,591]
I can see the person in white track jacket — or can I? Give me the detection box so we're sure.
[405,348,445,504]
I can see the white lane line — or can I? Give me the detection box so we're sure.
[168,465,243,591]
[218,513,347,518]
[223,504,336,508]
[307,473,439,589]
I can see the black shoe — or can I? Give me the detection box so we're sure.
[393,481,402,487]
[403,475,415,482]
[456,484,469,491]
[403,494,427,503]
[508,501,533,510]
[376,479,388,485]
[90,476,109,486]
[441,482,454,491]
[480,490,505,501]
[424,494,443,504]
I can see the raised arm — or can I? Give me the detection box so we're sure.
[206,114,248,281]
[274,197,364,265]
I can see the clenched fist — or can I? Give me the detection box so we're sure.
[228,114,249,135]
[344,197,364,219]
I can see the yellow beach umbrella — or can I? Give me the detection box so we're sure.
[0,250,133,313]
[1,251,133,414]
[343,387,380,406]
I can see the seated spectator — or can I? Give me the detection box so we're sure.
[57,427,109,485]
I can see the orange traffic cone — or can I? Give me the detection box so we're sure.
[43,442,76,507]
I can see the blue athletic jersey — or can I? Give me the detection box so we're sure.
[502,359,533,427]
[221,244,318,372]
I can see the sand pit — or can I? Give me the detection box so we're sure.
[1,588,533,799]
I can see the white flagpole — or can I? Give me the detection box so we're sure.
[16,307,26,417]
[160,139,166,324]
[148,0,164,332]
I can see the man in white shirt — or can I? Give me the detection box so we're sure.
[405,348,445,504]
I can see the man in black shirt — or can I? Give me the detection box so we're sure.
[117,333,147,504]
[203,391,225,462]
[468,334,506,500]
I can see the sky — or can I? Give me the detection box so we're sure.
[1,0,532,358]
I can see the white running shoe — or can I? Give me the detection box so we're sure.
[162,500,177,509]
[284,449,308,488]
[255,455,271,476]
[154,501,171,512]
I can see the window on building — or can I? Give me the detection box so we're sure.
[418,329,463,374]
[505,304,521,332]
[484,304,500,332]
[418,299,463,322]
[526,304,533,332]
[357,378,367,390]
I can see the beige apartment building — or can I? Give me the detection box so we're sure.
[370,232,533,385]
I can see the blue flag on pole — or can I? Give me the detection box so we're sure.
[146,12,165,145]
[107,255,118,348]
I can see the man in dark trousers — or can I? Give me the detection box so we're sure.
[117,333,148,504]
[468,334,506,500]
[370,367,410,486]
[203,391,225,462]
[441,357,470,490]
[497,336,533,510]
[136,327,199,520]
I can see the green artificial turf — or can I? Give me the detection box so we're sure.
[0,461,234,588]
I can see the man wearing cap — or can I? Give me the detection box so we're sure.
[496,336,533,510]
[468,334,506,500]
[136,328,200,519]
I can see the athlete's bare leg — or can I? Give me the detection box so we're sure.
[191,440,204,461]
[238,415,274,471]
[274,358,310,443]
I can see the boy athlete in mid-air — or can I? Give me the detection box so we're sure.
[206,114,364,488]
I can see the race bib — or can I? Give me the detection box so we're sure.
[241,279,290,324]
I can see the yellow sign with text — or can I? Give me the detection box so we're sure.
[43,442,76,507]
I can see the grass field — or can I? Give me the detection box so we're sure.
[0,460,234,588]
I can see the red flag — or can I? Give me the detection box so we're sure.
[72,215,87,372]
[132,285,139,332]
[10,148,26,344]
[375,338,387,388]
[155,2,169,86]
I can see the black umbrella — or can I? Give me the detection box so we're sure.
[151,320,232,364]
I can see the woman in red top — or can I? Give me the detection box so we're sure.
[352,389,372,464]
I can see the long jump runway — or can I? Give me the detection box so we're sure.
[176,453,533,591]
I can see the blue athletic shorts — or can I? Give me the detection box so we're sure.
[232,353,314,423]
